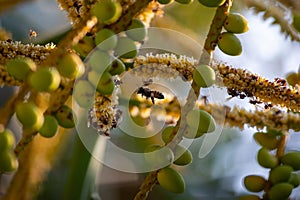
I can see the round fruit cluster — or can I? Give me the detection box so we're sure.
[15,101,75,138]
[217,13,249,56]
[73,18,147,107]
[239,129,300,200]
[0,128,18,173]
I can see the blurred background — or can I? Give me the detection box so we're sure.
[0,0,300,199]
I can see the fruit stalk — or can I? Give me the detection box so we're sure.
[134,1,233,199]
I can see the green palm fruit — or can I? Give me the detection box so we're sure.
[16,102,44,130]
[286,72,299,86]
[126,19,147,42]
[253,132,278,150]
[269,165,293,185]
[73,36,95,58]
[268,183,294,200]
[292,12,300,32]
[91,0,122,24]
[39,115,59,138]
[55,105,75,128]
[144,144,174,167]
[193,64,216,87]
[288,173,300,187]
[0,129,15,151]
[157,167,185,193]
[281,152,300,170]
[95,29,118,51]
[243,175,266,192]
[6,56,36,81]
[238,195,261,200]
[91,71,115,95]
[161,126,176,144]
[88,50,112,74]
[217,32,242,56]
[224,13,249,34]
[109,58,125,75]
[114,37,138,59]
[184,109,216,139]
[73,80,95,108]
[175,0,193,4]
[0,150,18,173]
[198,0,226,7]
[29,67,61,92]
[57,52,85,79]
[173,145,193,166]
[158,0,174,4]
[257,148,278,168]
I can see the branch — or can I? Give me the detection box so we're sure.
[133,1,233,199]
[243,0,300,42]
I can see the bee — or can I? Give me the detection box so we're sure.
[137,87,164,104]
[249,99,263,105]
[29,29,37,38]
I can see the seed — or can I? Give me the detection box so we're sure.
[224,13,249,34]
[95,29,118,51]
[268,183,294,200]
[173,145,193,166]
[257,147,278,169]
[55,105,75,129]
[91,0,122,24]
[281,152,300,170]
[0,129,15,151]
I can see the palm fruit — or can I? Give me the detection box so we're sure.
[184,109,216,139]
[267,183,294,200]
[88,50,112,74]
[5,56,36,81]
[0,150,18,173]
[158,0,174,4]
[253,132,278,150]
[161,126,176,144]
[144,144,174,167]
[224,13,249,34]
[269,165,293,184]
[29,67,61,92]
[16,101,44,130]
[281,152,300,170]
[198,0,226,7]
[175,0,193,4]
[73,36,95,58]
[257,148,278,168]
[0,129,15,151]
[286,72,299,86]
[88,71,115,95]
[57,52,85,79]
[157,167,185,193]
[217,32,242,56]
[126,19,147,42]
[288,173,300,187]
[193,64,216,87]
[95,29,118,51]
[243,175,266,192]
[91,0,122,24]
[292,12,300,32]
[55,105,75,128]
[73,80,95,108]
[39,115,59,138]
[109,58,125,75]
[114,37,138,59]
[238,195,261,200]
[173,145,193,166]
